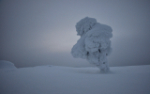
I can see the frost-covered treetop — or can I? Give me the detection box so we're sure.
[76,17,97,36]
[72,17,113,59]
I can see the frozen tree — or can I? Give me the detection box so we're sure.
[71,17,113,72]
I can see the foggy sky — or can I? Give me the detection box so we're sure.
[0,0,150,68]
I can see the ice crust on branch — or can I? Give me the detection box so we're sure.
[71,17,113,72]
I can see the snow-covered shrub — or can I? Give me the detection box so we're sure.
[71,17,113,72]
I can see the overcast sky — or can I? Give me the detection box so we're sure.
[0,0,150,68]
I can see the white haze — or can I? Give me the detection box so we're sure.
[0,0,150,68]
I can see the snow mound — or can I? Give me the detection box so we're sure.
[0,60,17,70]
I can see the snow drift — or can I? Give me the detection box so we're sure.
[0,60,17,70]
[0,65,150,94]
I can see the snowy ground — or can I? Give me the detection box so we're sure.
[0,62,150,94]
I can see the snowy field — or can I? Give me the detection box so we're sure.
[0,61,150,94]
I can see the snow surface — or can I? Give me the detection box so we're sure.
[0,65,150,94]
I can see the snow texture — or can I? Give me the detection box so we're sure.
[0,65,150,94]
[0,60,17,70]
[71,17,113,72]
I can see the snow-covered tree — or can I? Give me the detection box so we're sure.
[71,17,113,72]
